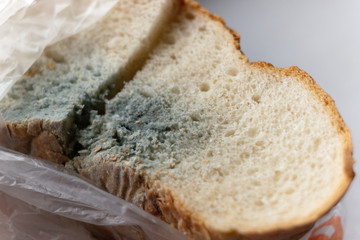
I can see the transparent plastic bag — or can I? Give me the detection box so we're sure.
[0,0,347,239]
[0,0,119,99]
[0,147,188,240]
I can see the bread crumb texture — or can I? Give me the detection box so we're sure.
[73,3,352,235]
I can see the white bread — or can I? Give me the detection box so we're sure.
[0,0,354,239]
[68,1,354,239]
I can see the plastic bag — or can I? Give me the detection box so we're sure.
[0,0,347,239]
[0,0,119,99]
[0,147,188,240]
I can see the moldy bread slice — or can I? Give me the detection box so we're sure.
[69,1,354,239]
[0,0,180,163]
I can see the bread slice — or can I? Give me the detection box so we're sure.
[0,0,353,239]
[0,0,179,163]
[67,1,354,239]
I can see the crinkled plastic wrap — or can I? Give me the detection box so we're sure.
[0,1,347,240]
[0,147,188,240]
[0,0,119,99]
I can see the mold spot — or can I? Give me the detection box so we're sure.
[78,90,211,171]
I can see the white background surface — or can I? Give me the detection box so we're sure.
[197,1,360,239]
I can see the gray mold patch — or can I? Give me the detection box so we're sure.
[0,49,114,159]
[0,49,111,123]
[77,89,210,171]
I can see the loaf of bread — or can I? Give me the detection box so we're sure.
[0,0,354,239]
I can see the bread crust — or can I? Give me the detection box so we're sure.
[1,119,70,164]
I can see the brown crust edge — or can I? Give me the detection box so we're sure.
[0,119,70,164]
